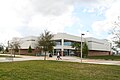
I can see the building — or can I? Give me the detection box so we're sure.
[9,36,37,54]
[52,33,111,56]
[53,33,85,56]
[10,33,111,56]
[86,37,111,56]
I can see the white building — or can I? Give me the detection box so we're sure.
[86,37,111,56]
[9,36,38,54]
[53,33,85,56]
[20,36,37,49]
[10,33,111,56]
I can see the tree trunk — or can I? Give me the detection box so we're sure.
[14,52,15,57]
[44,51,47,60]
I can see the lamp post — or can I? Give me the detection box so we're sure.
[81,33,85,63]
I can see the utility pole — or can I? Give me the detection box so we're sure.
[81,33,85,63]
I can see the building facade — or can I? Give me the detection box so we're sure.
[10,33,112,56]
[9,36,37,54]
[52,33,85,56]
[86,37,111,56]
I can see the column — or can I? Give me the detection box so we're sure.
[61,39,64,56]
[53,49,54,55]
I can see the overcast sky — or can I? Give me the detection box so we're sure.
[0,0,120,45]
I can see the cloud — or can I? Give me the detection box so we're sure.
[92,0,120,36]
[0,0,119,44]
[0,0,81,44]
[0,29,22,45]
[77,29,94,38]
[0,0,24,45]
[82,0,116,15]
[92,21,114,35]
[30,0,73,16]
[30,0,99,16]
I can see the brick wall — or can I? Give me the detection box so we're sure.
[88,50,111,56]
[19,49,36,54]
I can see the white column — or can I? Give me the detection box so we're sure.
[61,39,64,56]
[53,48,54,55]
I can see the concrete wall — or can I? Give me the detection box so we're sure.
[86,37,111,51]
[20,36,37,49]
[53,33,85,42]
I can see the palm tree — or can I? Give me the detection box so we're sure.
[37,30,55,60]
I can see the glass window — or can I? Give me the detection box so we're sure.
[64,42,72,46]
[55,40,61,45]
[64,40,73,46]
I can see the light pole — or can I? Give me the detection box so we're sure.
[81,33,85,63]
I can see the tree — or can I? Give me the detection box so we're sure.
[34,46,41,56]
[82,42,89,58]
[0,45,3,51]
[37,30,55,60]
[111,46,118,54]
[5,47,9,53]
[110,16,120,48]
[0,44,4,53]
[71,42,81,56]
[9,38,20,57]
[28,45,32,53]
[114,40,120,48]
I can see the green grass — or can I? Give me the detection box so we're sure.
[0,55,21,58]
[20,53,36,56]
[0,60,120,80]
[87,55,120,60]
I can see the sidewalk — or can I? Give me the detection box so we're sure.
[0,54,120,66]
[48,56,120,66]
[83,59,120,66]
[0,54,44,62]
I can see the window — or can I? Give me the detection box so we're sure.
[64,42,72,46]
[64,40,73,46]
[55,40,61,45]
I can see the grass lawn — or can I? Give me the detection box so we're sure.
[87,55,120,60]
[0,61,120,80]
[0,55,20,58]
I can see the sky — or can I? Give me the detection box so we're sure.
[0,0,120,45]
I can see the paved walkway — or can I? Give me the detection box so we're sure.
[0,54,120,66]
[48,56,120,66]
